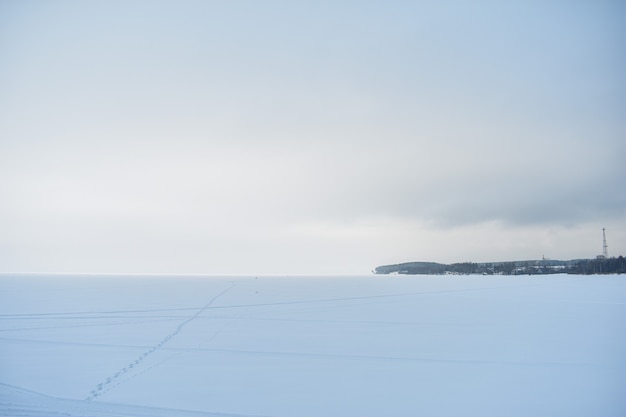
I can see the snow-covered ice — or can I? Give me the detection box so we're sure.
[1,274,624,416]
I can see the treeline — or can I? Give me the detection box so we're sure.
[374,256,626,275]
[567,257,626,275]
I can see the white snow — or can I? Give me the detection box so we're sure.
[1,274,624,416]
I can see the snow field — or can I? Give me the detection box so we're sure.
[1,274,624,416]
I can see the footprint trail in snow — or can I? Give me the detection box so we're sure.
[86,282,236,401]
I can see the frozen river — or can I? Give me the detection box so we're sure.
[1,274,624,416]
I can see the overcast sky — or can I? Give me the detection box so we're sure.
[1,1,624,274]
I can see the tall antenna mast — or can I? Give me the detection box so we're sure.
[602,228,608,259]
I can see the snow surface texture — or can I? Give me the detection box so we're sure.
[0,274,624,417]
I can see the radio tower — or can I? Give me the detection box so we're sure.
[602,228,608,259]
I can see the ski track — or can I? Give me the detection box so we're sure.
[0,309,198,319]
[0,334,601,370]
[0,280,542,320]
[0,318,183,333]
[0,382,271,417]
[85,282,236,401]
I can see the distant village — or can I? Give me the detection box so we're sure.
[374,257,626,276]
[376,229,624,275]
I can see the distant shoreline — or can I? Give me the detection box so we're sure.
[374,257,625,275]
